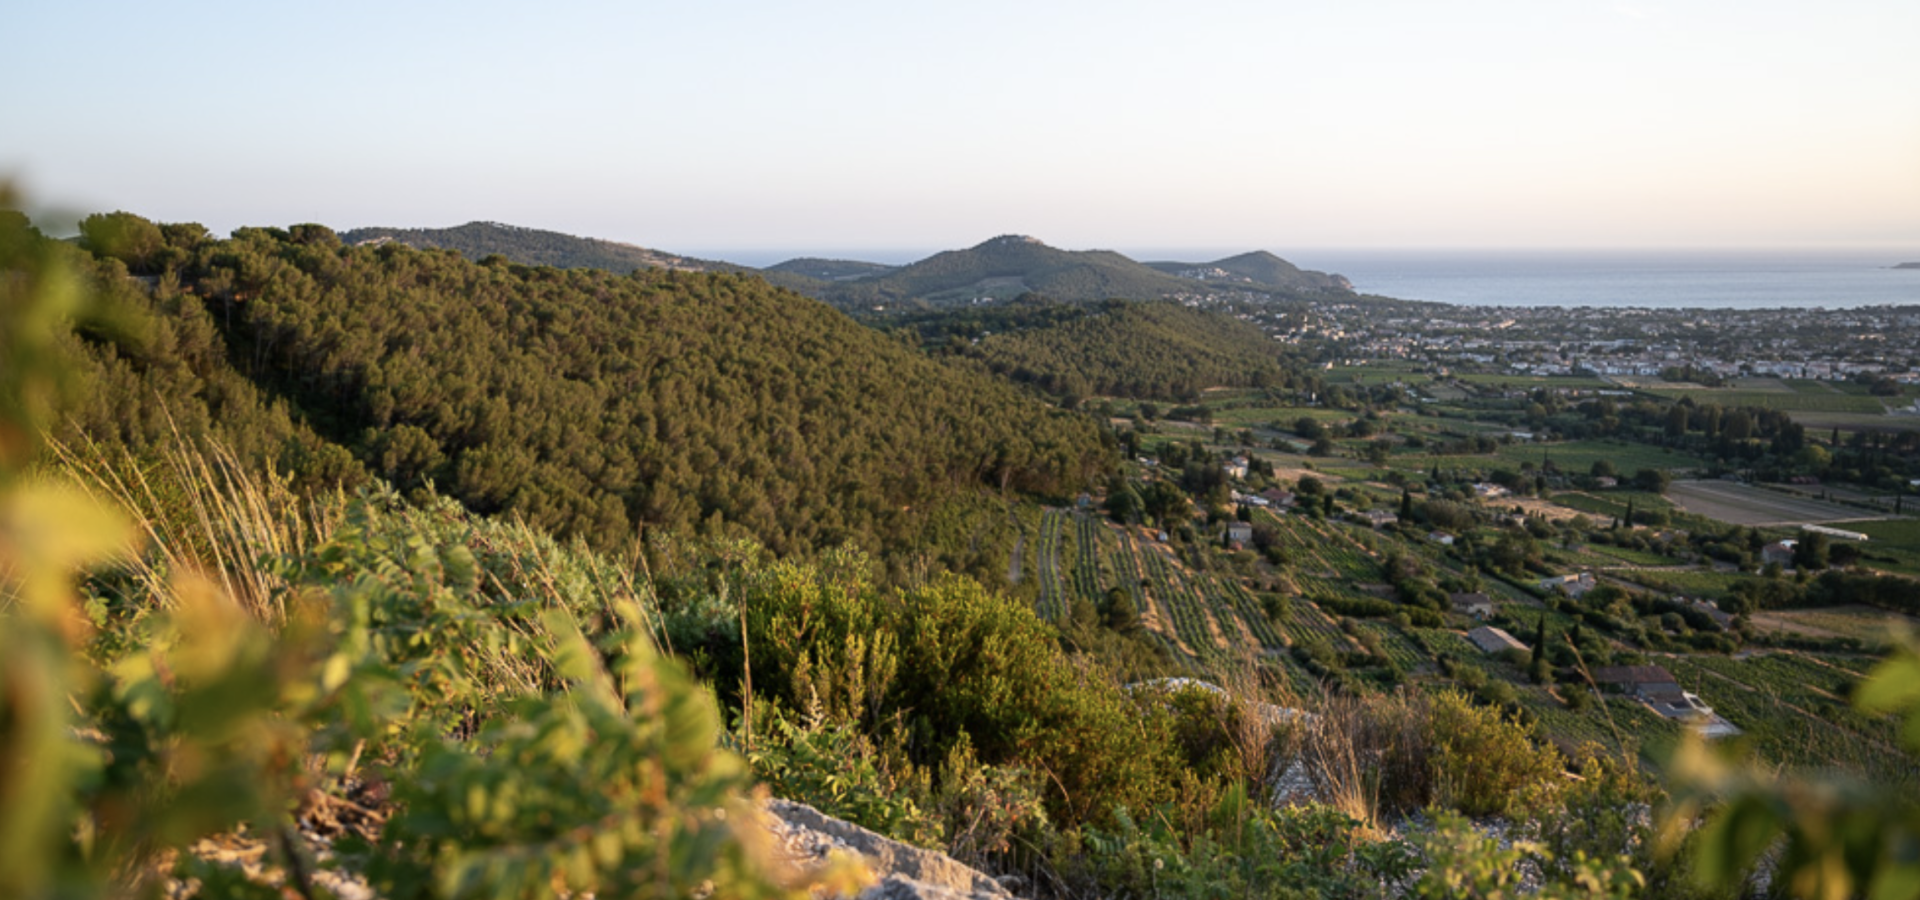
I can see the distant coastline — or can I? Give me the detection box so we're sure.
[1895,261,1920,270]
[1292,249,1920,310]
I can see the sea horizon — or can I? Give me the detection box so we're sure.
[1296,248,1920,310]
[700,246,1920,311]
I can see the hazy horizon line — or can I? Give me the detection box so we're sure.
[696,244,1920,269]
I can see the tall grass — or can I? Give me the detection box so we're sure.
[47,427,337,620]
[1295,689,1433,836]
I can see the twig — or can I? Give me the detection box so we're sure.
[277,826,316,900]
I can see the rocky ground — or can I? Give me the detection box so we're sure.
[160,794,1014,900]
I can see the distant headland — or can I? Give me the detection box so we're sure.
[1896,261,1920,269]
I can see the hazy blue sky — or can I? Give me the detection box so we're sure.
[5,0,1916,258]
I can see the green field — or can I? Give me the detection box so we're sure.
[1639,387,1891,414]
[1323,362,1435,385]
[1854,518,1920,544]
[1448,372,1617,389]
[1786,410,1920,433]
[1612,568,1747,600]
[1586,543,1683,566]
[1395,439,1693,479]
[1667,653,1914,788]
[1206,405,1353,430]
[1750,606,1916,648]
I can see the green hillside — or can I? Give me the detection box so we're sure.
[338,221,745,274]
[804,235,1204,308]
[762,257,898,280]
[331,223,1358,312]
[959,300,1307,399]
[58,214,1109,568]
[1145,250,1353,293]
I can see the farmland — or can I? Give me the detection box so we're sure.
[1748,606,1918,648]
[1666,652,1913,786]
[1397,440,1692,481]
[1638,387,1893,414]
[1782,409,1920,433]
[1079,350,1920,783]
[1665,480,1891,528]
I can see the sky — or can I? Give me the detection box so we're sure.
[4,0,1917,261]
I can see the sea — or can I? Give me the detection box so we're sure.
[716,247,1920,311]
[1272,249,1920,311]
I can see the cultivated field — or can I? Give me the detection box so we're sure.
[1784,410,1920,433]
[1665,480,1889,528]
[1749,606,1918,647]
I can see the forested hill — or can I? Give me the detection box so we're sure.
[762,257,898,281]
[1144,250,1353,293]
[794,235,1203,308]
[949,300,1308,400]
[59,215,1110,564]
[338,221,744,274]
[771,239,1358,311]
[331,223,1358,311]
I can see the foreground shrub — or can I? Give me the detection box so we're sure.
[1412,810,1642,899]
[1081,791,1417,900]
[747,703,942,849]
[366,607,821,899]
[1427,689,1564,818]
[740,557,1182,828]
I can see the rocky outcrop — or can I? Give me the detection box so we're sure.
[763,799,1017,900]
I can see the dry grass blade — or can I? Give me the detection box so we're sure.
[1213,652,1301,804]
[1300,692,1386,838]
[45,425,335,621]
[1291,687,1433,839]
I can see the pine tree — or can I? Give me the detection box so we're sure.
[1531,614,1552,684]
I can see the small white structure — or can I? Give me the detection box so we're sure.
[1226,521,1253,545]
[1450,592,1495,619]
[1539,572,1597,598]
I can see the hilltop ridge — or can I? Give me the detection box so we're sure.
[338,221,746,274]
[1145,249,1354,293]
[339,220,1354,310]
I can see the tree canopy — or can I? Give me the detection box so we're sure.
[54,216,1112,565]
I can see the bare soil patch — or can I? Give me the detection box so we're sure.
[1510,496,1591,523]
